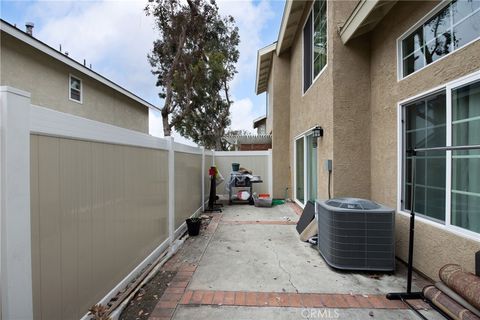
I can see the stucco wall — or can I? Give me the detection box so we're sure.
[370,0,480,279]
[266,74,274,134]
[271,53,291,199]
[331,0,372,199]
[1,32,149,133]
[287,1,334,201]
[285,0,367,201]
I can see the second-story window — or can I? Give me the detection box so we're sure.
[69,75,82,103]
[303,0,327,93]
[400,0,480,78]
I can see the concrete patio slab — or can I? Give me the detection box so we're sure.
[173,305,444,320]
[220,203,298,221]
[188,220,427,294]
[147,204,439,320]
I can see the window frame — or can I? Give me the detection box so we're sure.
[401,89,448,223]
[397,70,480,241]
[69,74,83,104]
[302,0,328,95]
[397,0,480,81]
[294,135,306,208]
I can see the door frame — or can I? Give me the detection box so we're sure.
[294,127,317,208]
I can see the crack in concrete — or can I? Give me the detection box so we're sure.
[272,245,299,293]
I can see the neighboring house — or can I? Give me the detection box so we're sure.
[0,19,158,133]
[224,134,272,151]
[224,116,272,150]
[223,116,272,151]
[256,0,480,281]
[253,115,267,135]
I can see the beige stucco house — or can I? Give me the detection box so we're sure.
[1,19,157,133]
[256,0,480,281]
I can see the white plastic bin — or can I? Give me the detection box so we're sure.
[253,194,272,207]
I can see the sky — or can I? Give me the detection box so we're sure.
[1,0,284,145]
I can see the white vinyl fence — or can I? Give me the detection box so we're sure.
[0,86,271,320]
[214,151,273,196]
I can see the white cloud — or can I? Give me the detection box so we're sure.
[229,97,257,133]
[216,0,274,134]
[149,109,197,146]
[149,109,163,138]
[217,0,274,92]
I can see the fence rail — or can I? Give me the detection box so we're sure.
[0,86,272,320]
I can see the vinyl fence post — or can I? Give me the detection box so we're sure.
[268,148,273,197]
[201,146,205,212]
[168,136,175,245]
[0,87,33,319]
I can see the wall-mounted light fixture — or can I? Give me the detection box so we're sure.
[313,126,323,138]
[312,126,323,148]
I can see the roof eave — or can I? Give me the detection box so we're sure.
[253,115,267,128]
[255,43,276,95]
[276,0,307,55]
[340,0,397,44]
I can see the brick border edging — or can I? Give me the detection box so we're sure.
[179,290,430,310]
[149,214,222,320]
[149,265,197,320]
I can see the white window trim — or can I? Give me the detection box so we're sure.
[69,74,83,104]
[397,0,480,81]
[302,0,328,96]
[396,69,480,242]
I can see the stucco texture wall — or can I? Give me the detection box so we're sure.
[1,32,149,133]
[370,0,480,279]
[271,53,291,199]
[287,1,334,202]
[331,0,371,199]
[266,74,274,135]
[286,0,368,201]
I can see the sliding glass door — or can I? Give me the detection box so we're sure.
[295,137,305,204]
[295,133,318,206]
